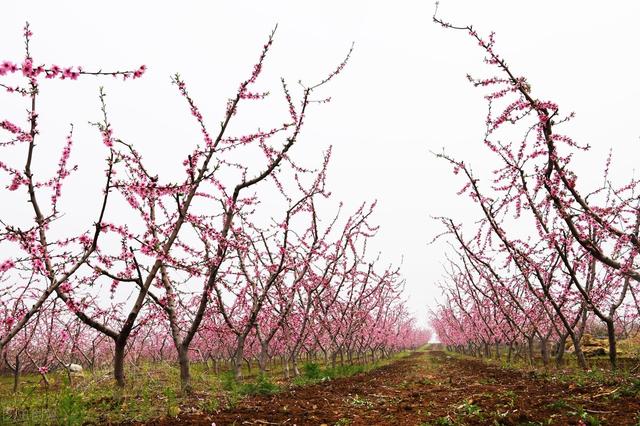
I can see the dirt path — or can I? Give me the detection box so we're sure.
[146,350,640,425]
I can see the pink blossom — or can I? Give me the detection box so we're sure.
[0,259,15,272]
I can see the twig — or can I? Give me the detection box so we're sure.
[584,408,613,414]
[591,387,620,399]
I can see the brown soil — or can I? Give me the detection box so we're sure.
[141,350,640,425]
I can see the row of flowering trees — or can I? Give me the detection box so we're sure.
[430,12,639,371]
[0,24,429,393]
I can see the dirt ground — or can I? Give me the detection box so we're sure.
[142,350,640,425]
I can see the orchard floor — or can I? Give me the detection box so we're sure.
[141,350,640,425]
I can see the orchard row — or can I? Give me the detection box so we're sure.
[430,14,639,371]
[0,24,429,393]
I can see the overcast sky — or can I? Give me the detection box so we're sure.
[3,1,640,326]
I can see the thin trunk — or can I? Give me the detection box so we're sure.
[526,336,535,366]
[283,357,290,379]
[178,346,191,392]
[540,337,550,366]
[606,320,617,371]
[555,334,567,366]
[292,357,300,377]
[13,364,20,393]
[570,334,588,370]
[113,340,126,387]
[258,345,269,372]
[233,337,245,381]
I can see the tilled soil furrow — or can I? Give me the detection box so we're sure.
[143,350,640,425]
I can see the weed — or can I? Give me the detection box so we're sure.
[163,387,180,418]
[417,377,434,385]
[56,387,87,426]
[291,375,313,386]
[220,371,239,392]
[499,390,517,408]
[221,371,279,399]
[458,399,481,416]
[618,378,640,397]
[226,392,240,410]
[200,397,220,413]
[575,407,601,426]
[302,362,322,380]
[545,399,571,410]
[324,364,367,379]
[433,416,454,425]
[345,394,373,408]
[239,373,279,396]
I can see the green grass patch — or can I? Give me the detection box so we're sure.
[0,351,413,424]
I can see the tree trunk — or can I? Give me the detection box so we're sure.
[233,337,245,381]
[570,334,588,370]
[555,334,567,366]
[283,356,290,379]
[291,355,300,377]
[258,346,269,372]
[540,337,550,366]
[12,356,21,393]
[526,336,535,366]
[178,345,192,393]
[114,339,126,388]
[605,320,617,371]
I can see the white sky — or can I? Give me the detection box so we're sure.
[2,1,640,326]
